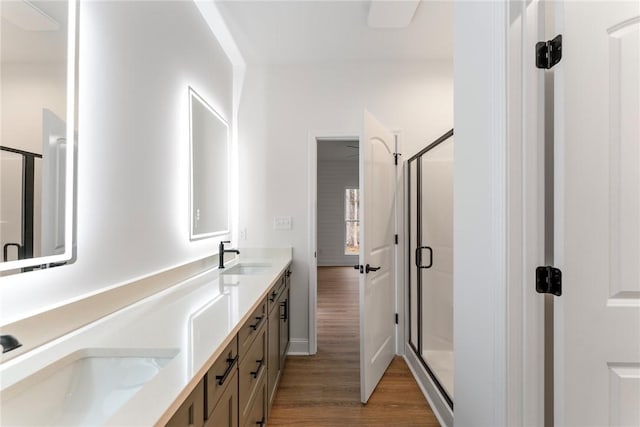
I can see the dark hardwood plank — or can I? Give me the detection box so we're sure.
[269,267,440,426]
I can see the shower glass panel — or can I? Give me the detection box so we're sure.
[406,129,454,408]
[408,162,419,350]
[420,138,454,399]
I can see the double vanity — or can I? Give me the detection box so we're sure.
[0,248,292,426]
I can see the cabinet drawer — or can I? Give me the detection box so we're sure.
[205,370,238,427]
[267,275,285,314]
[242,375,267,427]
[166,380,205,427]
[239,323,267,421]
[238,299,266,359]
[206,336,238,418]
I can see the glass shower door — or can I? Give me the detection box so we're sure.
[407,130,454,407]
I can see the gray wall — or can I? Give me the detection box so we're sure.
[317,157,358,266]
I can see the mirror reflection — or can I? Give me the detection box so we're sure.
[189,87,230,240]
[0,0,76,273]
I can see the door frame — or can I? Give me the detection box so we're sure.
[307,129,404,356]
[307,130,359,355]
[453,1,545,426]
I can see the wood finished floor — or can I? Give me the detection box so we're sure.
[269,266,439,426]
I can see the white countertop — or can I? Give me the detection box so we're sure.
[0,248,292,426]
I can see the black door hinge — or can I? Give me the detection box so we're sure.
[536,34,562,69]
[536,266,562,296]
[394,234,398,245]
[395,313,399,324]
[393,152,402,165]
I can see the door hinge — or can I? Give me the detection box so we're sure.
[536,34,562,69]
[395,313,399,324]
[393,152,402,165]
[536,266,562,296]
[394,234,398,245]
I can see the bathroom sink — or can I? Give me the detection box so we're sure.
[221,263,272,275]
[0,347,178,426]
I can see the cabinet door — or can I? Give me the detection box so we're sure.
[205,337,238,418]
[267,301,280,409]
[242,376,267,427]
[205,370,238,427]
[165,381,205,427]
[239,323,267,422]
[278,286,290,367]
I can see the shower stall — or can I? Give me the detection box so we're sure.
[406,129,454,409]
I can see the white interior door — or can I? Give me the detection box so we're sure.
[359,110,396,403]
[555,1,640,425]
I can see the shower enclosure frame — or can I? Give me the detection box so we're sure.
[406,129,454,410]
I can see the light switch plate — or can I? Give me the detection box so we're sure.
[273,216,292,230]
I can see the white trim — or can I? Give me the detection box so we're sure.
[404,347,453,427]
[286,338,310,356]
[393,131,405,355]
[307,130,359,356]
[454,1,510,425]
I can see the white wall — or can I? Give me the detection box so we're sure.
[0,1,234,325]
[317,158,358,266]
[238,60,453,349]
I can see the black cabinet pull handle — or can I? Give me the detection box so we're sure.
[269,291,278,302]
[256,417,265,426]
[415,246,433,269]
[250,358,264,378]
[215,354,238,386]
[365,264,381,273]
[249,315,264,330]
[280,300,288,321]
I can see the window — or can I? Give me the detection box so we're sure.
[345,188,360,255]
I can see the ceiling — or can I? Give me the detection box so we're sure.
[0,1,68,64]
[318,140,359,162]
[216,0,454,65]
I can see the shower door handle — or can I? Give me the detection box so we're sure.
[415,246,433,269]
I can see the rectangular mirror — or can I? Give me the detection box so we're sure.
[0,0,77,274]
[189,87,230,240]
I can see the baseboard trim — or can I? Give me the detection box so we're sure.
[404,344,453,427]
[287,338,310,355]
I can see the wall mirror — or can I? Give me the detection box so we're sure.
[189,87,230,240]
[0,0,77,275]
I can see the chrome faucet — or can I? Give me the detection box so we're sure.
[218,241,240,269]
[1,334,22,353]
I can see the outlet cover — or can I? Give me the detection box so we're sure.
[273,216,292,230]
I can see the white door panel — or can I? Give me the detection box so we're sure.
[555,2,640,425]
[360,110,396,403]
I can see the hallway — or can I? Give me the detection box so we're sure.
[269,267,439,426]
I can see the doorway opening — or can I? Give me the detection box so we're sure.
[315,137,360,364]
[308,133,360,356]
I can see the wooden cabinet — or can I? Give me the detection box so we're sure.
[165,381,205,427]
[278,282,290,369]
[205,370,238,427]
[238,300,266,360]
[267,296,280,409]
[166,265,291,427]
[239,316,266,422]
[242,375,267,427]
[267,267,291,412]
